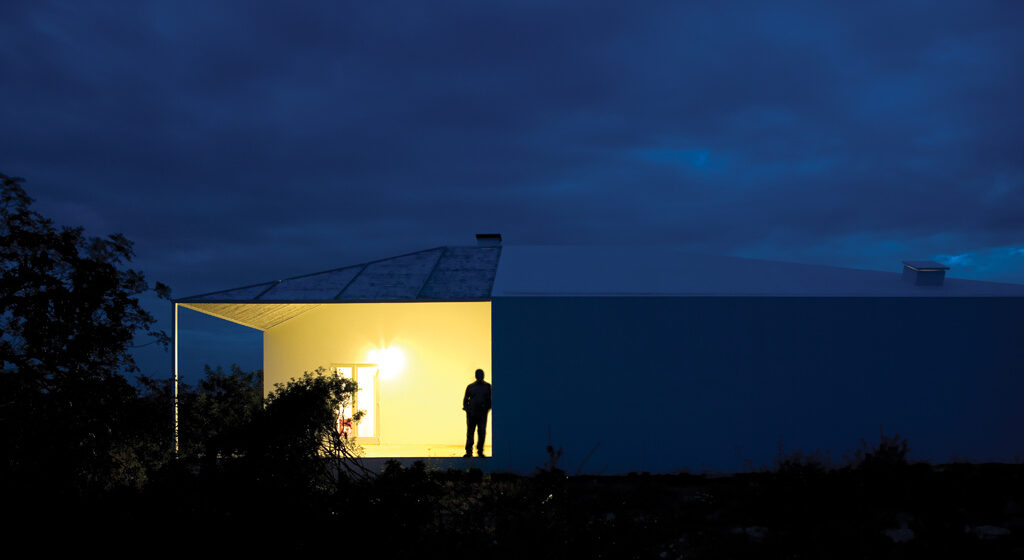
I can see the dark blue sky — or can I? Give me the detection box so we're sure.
[2,2,1022,379]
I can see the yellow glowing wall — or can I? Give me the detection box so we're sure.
[263,301,492,455]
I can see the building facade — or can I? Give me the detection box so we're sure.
[175,240,1024,473]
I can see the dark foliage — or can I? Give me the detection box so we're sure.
[140,364,263,463]
[244,367,366,493]
[1,172,169,494]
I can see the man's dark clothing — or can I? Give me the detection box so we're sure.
[463,380,491,455]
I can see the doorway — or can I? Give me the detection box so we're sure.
[334,364,380,445]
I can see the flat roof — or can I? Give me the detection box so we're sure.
[490,246,1024,298]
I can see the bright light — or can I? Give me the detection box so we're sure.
[369,346,405,380]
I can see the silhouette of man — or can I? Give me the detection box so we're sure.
[463,368,491,458]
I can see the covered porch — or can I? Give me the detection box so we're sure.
[173,244,500,459]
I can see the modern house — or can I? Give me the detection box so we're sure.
[174,235,1024,473]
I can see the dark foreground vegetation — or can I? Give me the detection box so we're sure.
[7,443,1024,558]
[2,172,1020,556]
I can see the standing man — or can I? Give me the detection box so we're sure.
[463,368,491,458]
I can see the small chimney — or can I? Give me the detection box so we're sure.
[476,233,502,247]
[901,260,949,286]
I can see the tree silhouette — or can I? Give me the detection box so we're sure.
[249,367,370,493]
[0,172,170,492]
[139,364,263,470]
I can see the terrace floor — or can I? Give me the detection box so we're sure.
[358,443,493,459]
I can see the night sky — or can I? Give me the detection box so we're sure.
[2,2,1022,380]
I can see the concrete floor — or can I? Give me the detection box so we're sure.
[358,443,492,458]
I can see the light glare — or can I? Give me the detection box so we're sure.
[369,346,405,379]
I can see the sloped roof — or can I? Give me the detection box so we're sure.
[178,246,501,304]
[177,245,501,330]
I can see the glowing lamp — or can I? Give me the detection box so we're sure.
[369,346,405,379]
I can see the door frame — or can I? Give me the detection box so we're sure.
[332,363,380,445]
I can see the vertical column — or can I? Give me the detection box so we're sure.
[173,302,179,455]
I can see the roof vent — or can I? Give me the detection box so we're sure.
[902,260,949,286]
[476,233,502,247]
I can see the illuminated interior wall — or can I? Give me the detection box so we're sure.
[263,301,491,456]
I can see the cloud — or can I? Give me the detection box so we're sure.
[0,0,1021,303]
[933,247,1024,283]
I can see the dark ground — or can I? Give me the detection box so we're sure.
[11,460,1023,558]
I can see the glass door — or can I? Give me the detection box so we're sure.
[334,364,380,445]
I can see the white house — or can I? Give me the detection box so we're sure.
[174,235,1024,473]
